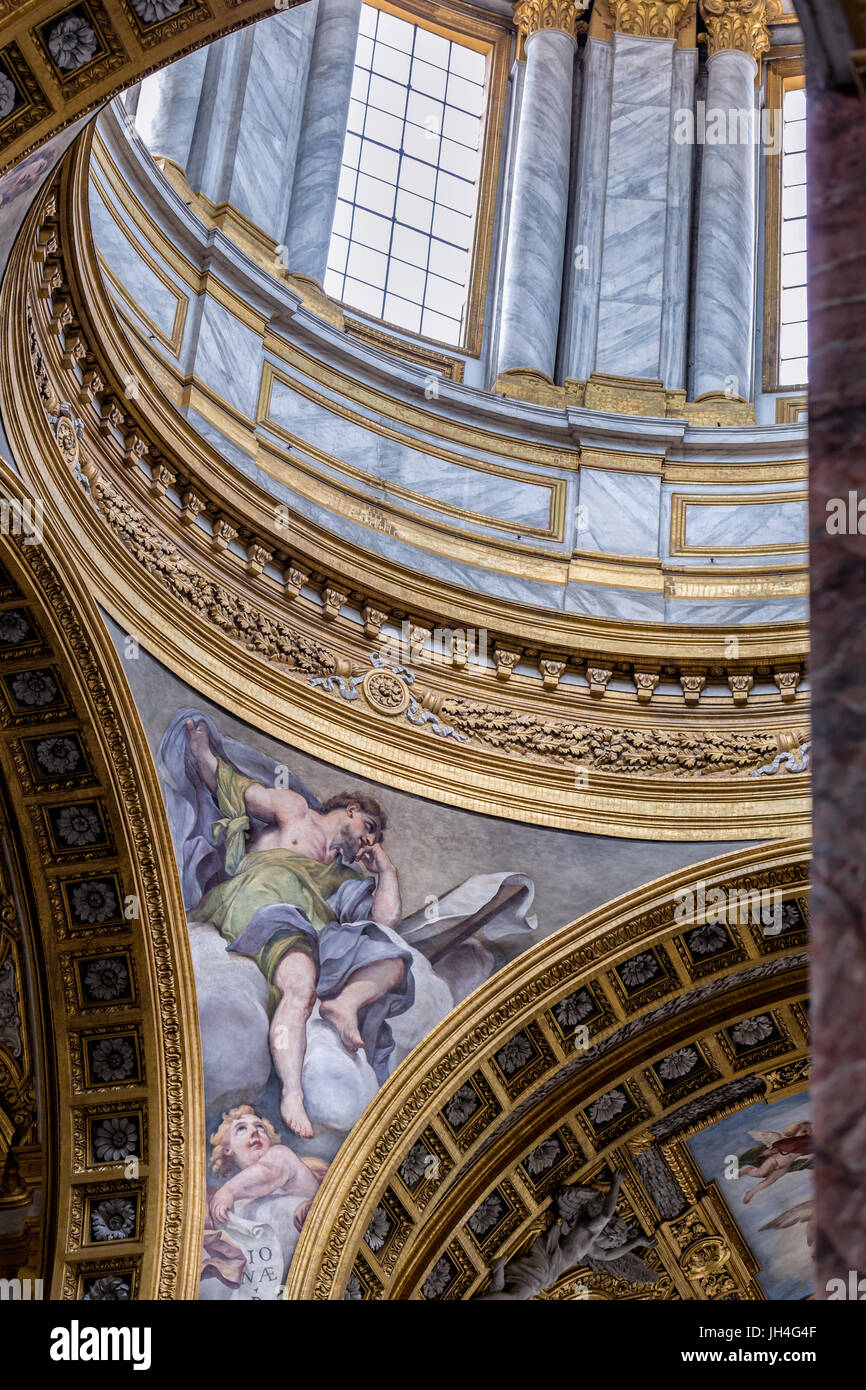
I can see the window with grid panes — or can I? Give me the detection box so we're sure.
[779,86,807,386]
[324,4,487,346]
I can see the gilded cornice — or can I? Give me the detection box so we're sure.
[284,841,809,1299]
[0,154,811,840]
[0,477,202,1300]
[513,0,583,41]
[699,0,770,61]
[608,0,692,40]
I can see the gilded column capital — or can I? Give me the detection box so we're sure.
[513,0,583,42]
[699,0,770,61]
[608,0,691,39]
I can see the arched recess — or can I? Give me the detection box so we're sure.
[0,465,202,1298]
[287,838,809,1300]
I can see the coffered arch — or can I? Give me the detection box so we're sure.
[286,838,809,1299]
[0,465,202,1298]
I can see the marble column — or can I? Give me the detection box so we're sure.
[134,47,209,171]
[691,1,769,400]
[495,1,579,381]
[659,46,697,390]
[561,37,613,384]
[808,66,866,1298]
[282,0,364,286]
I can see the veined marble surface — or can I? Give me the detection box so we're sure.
[596,35,677,381]
[88,178,184,351]
[563,38,612,383]
[692,50,758,400]
[497,28,575,378]
[577,468,661,557]
[88,102,809,630]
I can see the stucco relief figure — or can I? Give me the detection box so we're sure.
[476,1174,657,1300]
[157,708,537,1145]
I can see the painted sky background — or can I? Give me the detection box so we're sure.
[688,1092,813,1301]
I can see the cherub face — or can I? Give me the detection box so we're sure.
[227,1114,273,1168]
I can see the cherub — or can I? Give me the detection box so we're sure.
[739,1120,812,1204]
[208,1105,328,1230]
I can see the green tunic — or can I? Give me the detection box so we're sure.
[195,759,358,984]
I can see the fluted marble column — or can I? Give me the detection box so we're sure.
[282,0,364,285]
[562,37,613,383]
[495,0,579,381]
[691,0,769,401]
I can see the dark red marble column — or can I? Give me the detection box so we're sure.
[808,66,866,1296]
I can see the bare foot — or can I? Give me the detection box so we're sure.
[281,1088,313,1139]
[320,999,364,1053]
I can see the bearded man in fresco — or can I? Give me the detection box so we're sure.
[180,717,412,1139]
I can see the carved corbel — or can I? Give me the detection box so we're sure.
[284,564,310,599]
[246,542,273,577]
[211,517,238,553]
[587,666,613,699]
[362,604,388,640]
[774,668,800,703]
[634,671,660,704]
[322,585,348,622]
[727,672,754,706]
[180,490,207,527]
[680,674,706,706]
[494,646,521,680]
[540,658,566,691]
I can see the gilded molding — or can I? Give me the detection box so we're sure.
[699,0,770,61]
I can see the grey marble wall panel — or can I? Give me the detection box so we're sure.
[194,297,263,418]
[563,38,612,383]
[496,28,575,379]
[659,47,697,390]
[187,409,567,610]
[564,580,666,622]
[88,180,182,348]
[283,0,362,283]
[665,596,808,624]
[692,50,758,400]
[595,34,675,380]
[266,376,554,529]
[577,468,661,557]
[683,497,807,551]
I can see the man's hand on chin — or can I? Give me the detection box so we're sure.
[356,843,395,876]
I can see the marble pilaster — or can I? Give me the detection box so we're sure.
[282,0,363,285]
[562,38,613,383]
[659,46,697,390]
[496,16,577,379]
[594,33,680,380]
[691,47,759,400]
